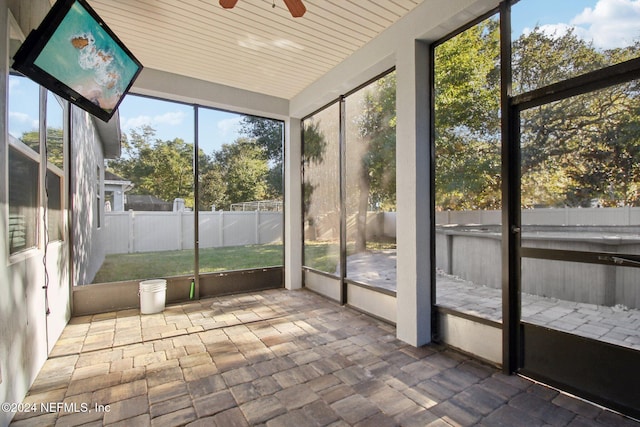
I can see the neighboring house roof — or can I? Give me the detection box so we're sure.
[105,170,129,182]
[125,195,172,211]
[104,170,134,193]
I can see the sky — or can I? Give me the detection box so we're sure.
[117,95,248,156]
[511,0,640,48]
[8,0,640,147]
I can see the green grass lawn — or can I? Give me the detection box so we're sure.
[93,239,396,283]
[93,244,284,283]
[303,241,340,273]
[303,239,396,274]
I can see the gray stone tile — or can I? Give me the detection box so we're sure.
[151,406,197,427]
[105,413,150,427]
[252,376,282,396]
[149,394,193,419]
[452,385,507,416]
[319,383,356,405]
[103,395,149,425]
[222,366,259,387]
[416,377,456,401]
[330,395,379,425]
[509,393,575,426]
[431,399,482,426]
[354,412,398,427]
[231,383,260,405]
[147,380,189,405]
[192,390,236,418]
[482,405,546,427]
[551,393,601,419]
[274,383,319,410]
[55,409,104,427]
[14,288,631,427]
[239,396,287,425]
[595,410,640,427]
[368,385,416,416]
[145,366,184,389]
[394,408,441,427]
[208,407,250,427]
[301,400,339,426]
[265,409,317,427]
[187,374,227,398]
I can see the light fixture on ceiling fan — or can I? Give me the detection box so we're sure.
[219,0,306,17]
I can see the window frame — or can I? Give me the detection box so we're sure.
[7,73,69,259]
[7,73,43,259]
[45,91,66,243]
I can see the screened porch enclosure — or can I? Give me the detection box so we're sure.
[3,0,640,424]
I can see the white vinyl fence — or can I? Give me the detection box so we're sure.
[435,205,640,226]
[104,211,282,254]
[105,207,639,255]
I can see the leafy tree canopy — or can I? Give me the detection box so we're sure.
[109,116,283,211]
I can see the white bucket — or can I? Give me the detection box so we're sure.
[139,279,167,314]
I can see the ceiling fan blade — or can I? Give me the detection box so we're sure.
[282,0,306,17]
[219,0,239,9]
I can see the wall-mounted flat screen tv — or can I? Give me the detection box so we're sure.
[12,0,143,122]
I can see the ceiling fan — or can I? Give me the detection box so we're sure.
[219,0,306,17]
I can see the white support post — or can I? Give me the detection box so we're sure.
[219,210,224,247]
[255,210,260,244]
[285,117,303,290]
[128,209,135,253]
[395,40,432,347]
[177,210,183,250]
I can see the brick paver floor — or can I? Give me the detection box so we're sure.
[9,288,639,426]
[346,251,640,351]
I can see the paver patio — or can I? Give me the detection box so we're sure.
[9,288,639,426]
[346,251,640,351]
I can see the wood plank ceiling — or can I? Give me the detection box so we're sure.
[87,0,424,100]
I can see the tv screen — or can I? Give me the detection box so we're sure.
[12,0,142,122]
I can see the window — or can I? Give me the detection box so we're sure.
[95,166,101,229]
[8,74,41,255]
[511,0,640,95]
[105,191,114,212]
[302,103,341,274]
[344,72,397,290]
[46,170,63,242]
[198,107,284,275]
[433,15,502,319]
[46,91,65,242]
[88,94,286,285]
[9,147,39,253]
[90,95,195,284]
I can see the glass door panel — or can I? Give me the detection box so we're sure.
[197,107,284,275]
[302,103,341,275]
[517,80,640,419]
[92,95,195,285]
[519,81,640,344]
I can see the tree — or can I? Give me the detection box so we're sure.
[435,21,640,210]
[139,137,193,205]
[240,116,283,162]
[434,18,501,210]
[198,165,228,211]
[301,120,328,221]
[352,72,397,251]
[515,28,640,207]
[240,116,284,199]
[212,138,269,209]
[19,128,64,168]
[109,125,195,207]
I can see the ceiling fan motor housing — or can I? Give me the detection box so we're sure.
[218,0,306,17]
